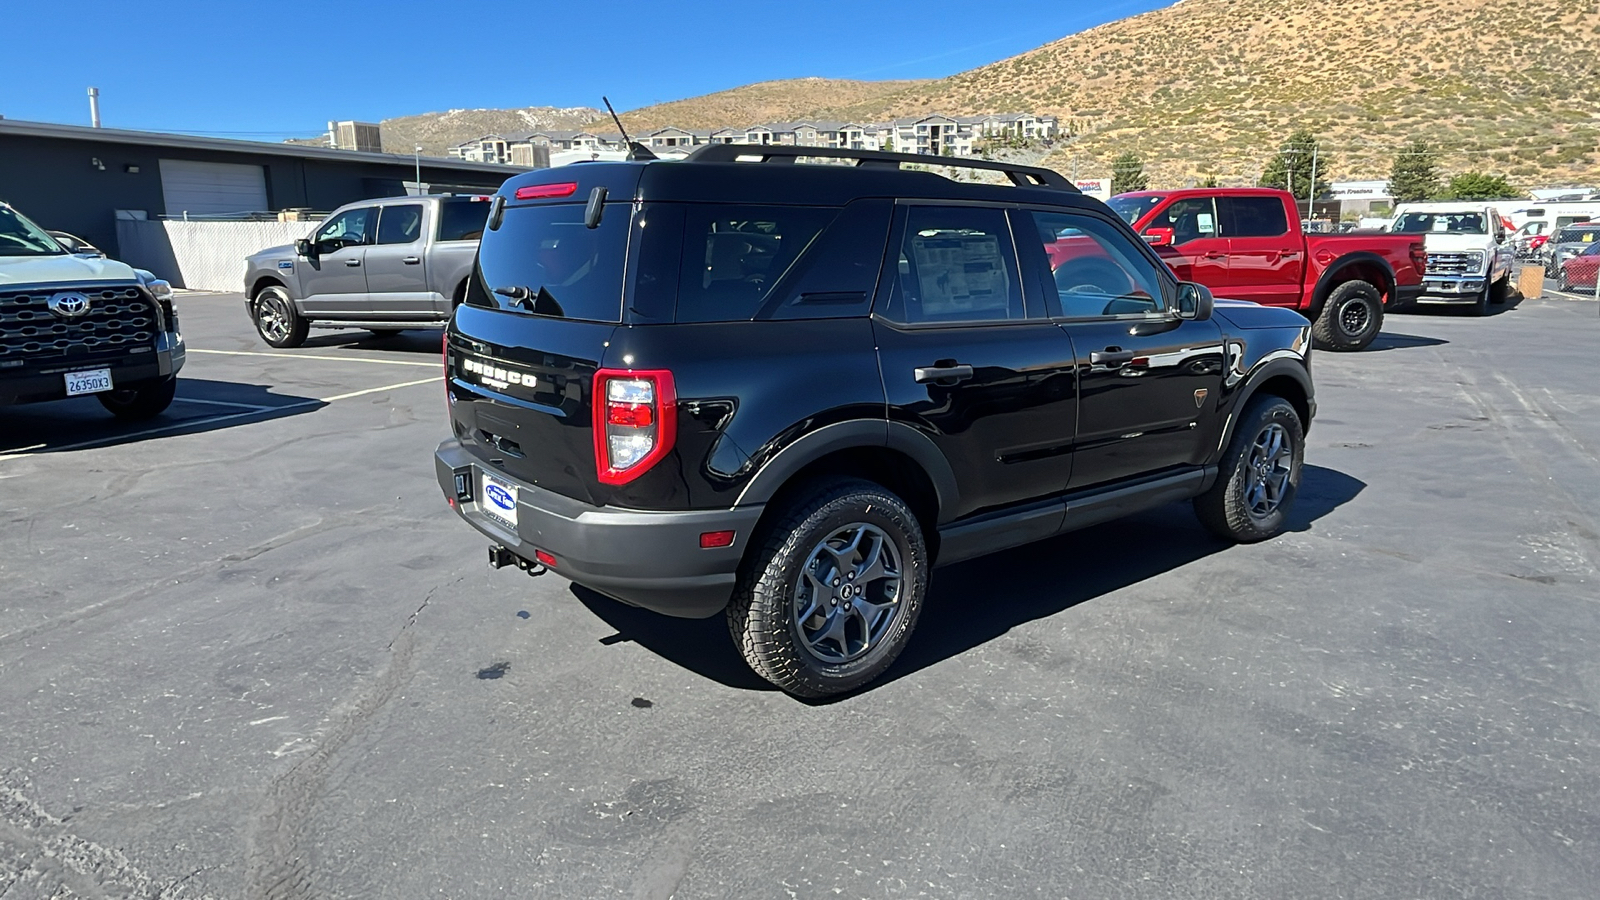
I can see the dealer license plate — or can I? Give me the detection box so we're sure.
[64,368,113,396]
[479,471,518,529]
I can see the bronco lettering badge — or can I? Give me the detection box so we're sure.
[1194,388,1208,408]
[461,357,537,390]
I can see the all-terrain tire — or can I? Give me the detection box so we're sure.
[97,376,177,421]
[727,478,928,698]
[1194,395,1304,543]
[1312,280,1383,352]
[251,285,310,348]
[1490,271,1511,305]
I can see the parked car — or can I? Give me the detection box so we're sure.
[46,230,104,258]
[1107,188,1425,351]
[241,194,492,347]
[434,145,1316,697]
[1544,223,1600,278]
[1556,242,1600,292]
[1,202,184,418]
[1389,202,1516,315]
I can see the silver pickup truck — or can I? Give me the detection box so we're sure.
[242,195,491,347]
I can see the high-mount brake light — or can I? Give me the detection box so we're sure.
[514,182,579,200]
[593,369,676,485]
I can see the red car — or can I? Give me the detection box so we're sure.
[1558,242,1600,291]
[1108,188,1426,351]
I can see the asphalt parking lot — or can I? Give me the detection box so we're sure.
[2,291,1597,899]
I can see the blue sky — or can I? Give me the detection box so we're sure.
[2,0,1168,138]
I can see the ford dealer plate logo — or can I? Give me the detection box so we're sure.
[47,292,91,318]
[485,484,515,511]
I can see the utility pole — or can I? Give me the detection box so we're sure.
[414,145,423,196]
[1307,145,1319,224]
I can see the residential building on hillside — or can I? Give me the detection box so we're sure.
[441,111,1063,166]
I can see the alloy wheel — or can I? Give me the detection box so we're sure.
[1245,423,1294,520]
[1338,296,1370,336]
[793,523,904,665]
[256,293,291,343]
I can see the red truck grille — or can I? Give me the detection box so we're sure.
[0,285,157,362]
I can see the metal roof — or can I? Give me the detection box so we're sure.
[0,118,529,175]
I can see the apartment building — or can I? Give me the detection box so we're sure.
[445,112,1063,167]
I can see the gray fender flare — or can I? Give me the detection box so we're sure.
[734,419,959,519]
[1214,356,1315,461]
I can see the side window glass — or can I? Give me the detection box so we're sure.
[882,206,1023,325]
[1027,211,1165,318]
[1155,198,1218,244]
[761,198,891,320]
[675,205,836,323]
[314,208,373,248]
[437,199,489,241]
[1225,197,1289,237]
[376,204,424,245]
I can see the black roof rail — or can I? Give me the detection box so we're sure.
[683,143,1077,191]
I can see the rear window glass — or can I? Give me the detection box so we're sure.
[438,198,490,242]
[1226,196,1289,237]
[674,205,837,323]
[468,203,629,323]
[1555,227,1600,244]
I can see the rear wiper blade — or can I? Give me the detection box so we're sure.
[492,285,565,318]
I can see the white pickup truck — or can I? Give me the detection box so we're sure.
[1389,202,1515,315]
[1,202,184,418]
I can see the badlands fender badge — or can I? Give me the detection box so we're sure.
[1194,388,1208,408]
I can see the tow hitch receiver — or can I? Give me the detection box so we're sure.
[488,544,546,577]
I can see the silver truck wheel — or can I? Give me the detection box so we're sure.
[252,286,309,348]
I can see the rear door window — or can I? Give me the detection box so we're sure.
[1222,196,1289,237]
[438,198,490,242]
[375,204,424,244]
[878,205,1026,325]
[467,203,630,323]
[675,205,837,323]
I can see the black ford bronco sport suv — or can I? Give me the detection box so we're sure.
[435,145,1314,697]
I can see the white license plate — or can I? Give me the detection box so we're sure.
[479,471,518,528]
[64,368,113,396]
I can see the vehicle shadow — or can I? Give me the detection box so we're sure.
[1365,331,1447,351]
[574,463,1366,698]
[0,378,325,455]
[300,329,445,355]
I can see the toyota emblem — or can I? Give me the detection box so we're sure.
[47,292,91,318]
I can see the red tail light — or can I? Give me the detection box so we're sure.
[514,182,578,200]
[593,369,676,485]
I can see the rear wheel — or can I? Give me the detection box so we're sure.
[1194,395,1303,543]
[252,286,309,348]
[727,479,928,698]
[1312,280,1383,352]
[97,376,177,421]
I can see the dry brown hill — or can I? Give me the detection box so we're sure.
[589,78,930,133]
[376,106,602,156]
[839,0,1600,189]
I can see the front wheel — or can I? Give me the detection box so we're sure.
[97,376,177,421]
[1194,395,1304,543]
[1490,271,1510,305]
[1312,280,1383,352]
[1555,268,1570,292]
[251,286,309,348]
[727,479,928,698]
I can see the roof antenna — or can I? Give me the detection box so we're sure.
[603,96,657,162]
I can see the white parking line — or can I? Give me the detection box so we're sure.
[319,376,441,402]
[171,396,276,411]
[188,348,440,368]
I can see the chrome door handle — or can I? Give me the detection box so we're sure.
[1091,349,1137,367]
[402,256,421,264]
[345,259,362,267]
[914,364,974,384]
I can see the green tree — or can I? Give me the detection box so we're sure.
[1258,130,1332,201]
[1111,152,1148,194]
[1200,173,1220,188]
[1441,172,1519,200]
[1387,139,1439,203]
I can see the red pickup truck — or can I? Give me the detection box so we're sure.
[1107,188,1426,351]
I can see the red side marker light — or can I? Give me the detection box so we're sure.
[514,182,579,200]
[534,549,558,568]
[700,530,735,549]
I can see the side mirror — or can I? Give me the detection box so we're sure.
[1143,227,1175,248]
[294,238,314,257]
[1175,282,1214,321]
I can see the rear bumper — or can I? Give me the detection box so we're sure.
[434,439,764,618]
[0,332,184,406]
